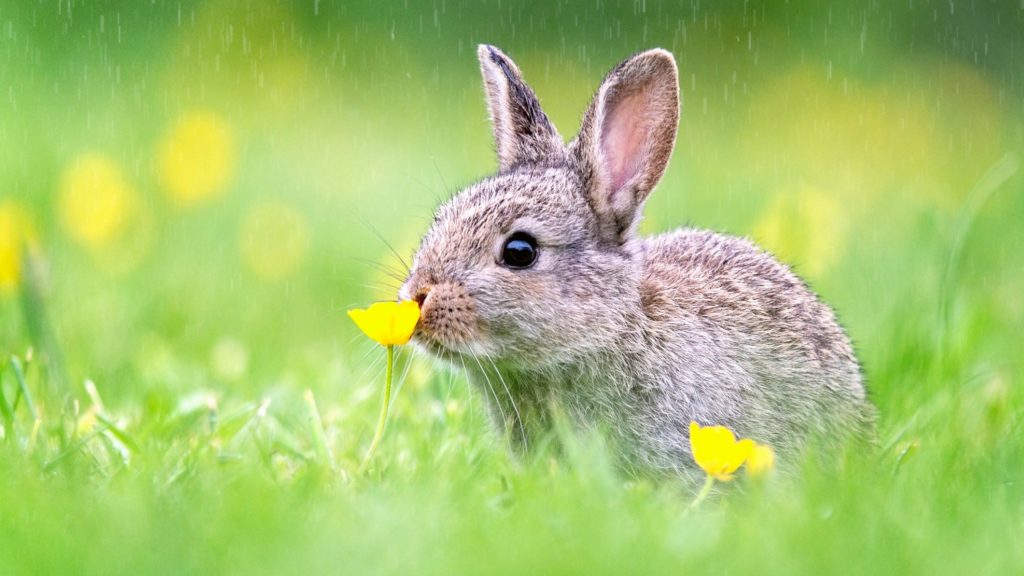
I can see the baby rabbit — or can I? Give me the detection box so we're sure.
[400,45,874,477]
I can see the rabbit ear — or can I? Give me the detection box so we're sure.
[573,49,679,242]
[478,44,564,171]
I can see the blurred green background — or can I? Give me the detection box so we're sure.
[1,1,1022,574]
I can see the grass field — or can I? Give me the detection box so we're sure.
[1,2,1023,574]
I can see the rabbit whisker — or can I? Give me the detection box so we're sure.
[359,217,411,275]
[347,258,408,284]
[469,352,512,452]
[391,347,416,398]
[456,351,474,420]
[484,355,527,450]
[353,349,388,396]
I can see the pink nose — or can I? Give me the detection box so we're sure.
[411,280,476,345]
[413,286,430,308]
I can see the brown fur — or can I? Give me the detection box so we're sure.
[400,45,875,478]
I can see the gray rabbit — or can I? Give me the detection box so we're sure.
[399,45,875,477]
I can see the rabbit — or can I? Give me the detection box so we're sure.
[398,44,875,478]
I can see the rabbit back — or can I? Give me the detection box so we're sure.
[628,227,874,467]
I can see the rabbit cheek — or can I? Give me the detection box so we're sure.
[417,281,478,347]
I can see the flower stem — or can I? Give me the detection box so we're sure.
[361,344,394,471]
[688,475,715,511]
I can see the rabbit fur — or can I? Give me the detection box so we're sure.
[399,45,875,477]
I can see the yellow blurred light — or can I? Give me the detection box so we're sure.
[158,111,236,207]
[753,186,846,278]
[162,2,311,126]
[58,153,136,249]
[737,62,1005,212]
[0,200,36,292]
[239,200,310,281]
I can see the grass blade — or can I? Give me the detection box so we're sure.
[0,362,14,436]
[303,389,333,466]
[95,414,142,455]
[9,356,37,420]
[42,423,112,472]
[18,247,69,392]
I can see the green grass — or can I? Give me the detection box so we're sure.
[1,2,1023,574]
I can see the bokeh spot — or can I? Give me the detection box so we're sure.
[158,111,237,208]
[0,200,36,292]
[58,153,137,250]
[752,186,847,278]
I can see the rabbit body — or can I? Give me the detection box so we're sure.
[400,45,874,475]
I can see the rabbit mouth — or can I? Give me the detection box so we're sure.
[415,331,491,362]
[419,335,456,358]
[413,330,461,359]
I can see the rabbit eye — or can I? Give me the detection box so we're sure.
[501,232,537,269]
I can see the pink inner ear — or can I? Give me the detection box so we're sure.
[600,91,650,192]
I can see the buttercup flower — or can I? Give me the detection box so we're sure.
[746,442,776,477]
[349,299,421,470]
[689,421,755,481]
[348,300,420,347]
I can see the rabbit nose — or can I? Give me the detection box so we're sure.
[413,281,477,345]
[413,286,431,308]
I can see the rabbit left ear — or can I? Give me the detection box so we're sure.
[478,45,564,171]
[573,49,680,243]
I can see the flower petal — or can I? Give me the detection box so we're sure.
[746,442,776,477]
[389,300,421,345]
[724,439,756,475]
[690,421,763,482]
[347,308,387,345]
[348,300,421,346]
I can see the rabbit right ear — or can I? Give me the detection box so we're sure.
[573,49,680,243]
[478,45,564,171]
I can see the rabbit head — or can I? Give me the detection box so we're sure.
[400,45,679,368]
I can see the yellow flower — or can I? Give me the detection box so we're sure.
[746,442,776,477]
[352,300,422,469]
[689,421,754,481]
[157,111,236,207]
[0,200,36,292]
[348,301,420,346]
[58,153,137,249]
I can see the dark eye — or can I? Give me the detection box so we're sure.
[501,232,538,269]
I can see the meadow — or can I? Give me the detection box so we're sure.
[1,1,1022,574]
